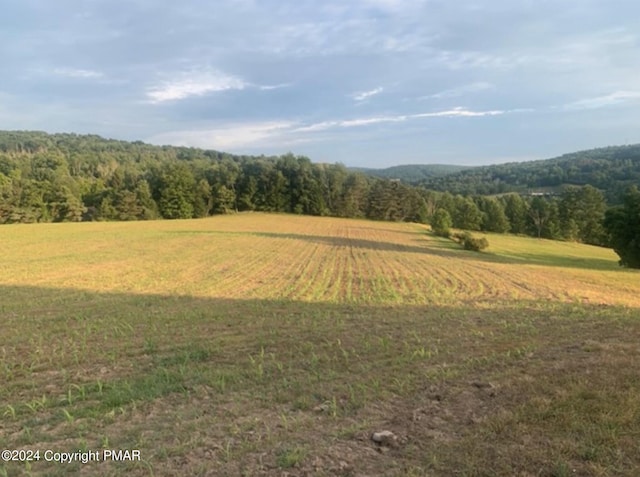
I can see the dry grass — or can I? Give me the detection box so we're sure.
[1,213,639,476]
[0,214,636,306]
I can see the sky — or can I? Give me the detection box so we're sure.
[1,0,640,168]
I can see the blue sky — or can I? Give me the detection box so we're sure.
[1,0,639,167]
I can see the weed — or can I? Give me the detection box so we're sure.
[61,408,74,423]
[276,446,307,469]
[550,460,572,477]
[3,404,16,419]
[25,395,48,413]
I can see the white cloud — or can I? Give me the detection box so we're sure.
[147,71,247,103]
[436,51,518,70]
[413,107,505,118]
[296,107,507,132]
[341,115,406,126]
[146,70,289,103]
[142,105,526,152]
[258,83,292,90]
[144,106,510,149]
[359,0,426,12]
[146,121,295,149]
[295,114,406,132]
[421,82,493,100]
[52,68,104,79]
[562,91,640,111]
[351,87,383,101]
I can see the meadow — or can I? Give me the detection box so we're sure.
[1,213,639,476]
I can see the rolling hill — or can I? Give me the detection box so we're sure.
[350,164,470,182]
[1,214,639,476]
[417,144,640,201]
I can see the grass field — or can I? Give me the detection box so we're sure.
[1,213,639,476]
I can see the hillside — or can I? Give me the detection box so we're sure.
[1,130,638,254]
[350,164,470,182]
[0,130,380,223]
[418,144,640,201]
[2,214,640,476]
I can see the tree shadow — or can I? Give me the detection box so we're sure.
[167,228,624,272]
[499,252,623,271]
[250,230,623,272]
[2,284,638,476]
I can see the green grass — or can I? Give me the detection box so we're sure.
[0,214,639,476]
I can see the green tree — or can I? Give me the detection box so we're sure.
[436,191,456,216]
[603,186,640,268]
[114,190,143,221]
[431,208,453,237]
[340,173,370,218]
[527,196,561,239]
[212,185,236,214]
[452,196,483,230]
[501,194,528,234]
[236,173,258,211]
[206,159,240,212]
[559,185,607,245]
[321,163,347,216]
[157,164,196,219]
[193,179,213,217]
[478,197,510,233]
[47,186,85,222]
[420,190,441,223]
[366,180,408,221]
[134,180,159,219]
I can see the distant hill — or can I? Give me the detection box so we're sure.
[417,144,640,202]
[351,164,470,182]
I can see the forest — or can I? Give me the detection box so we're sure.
[1,131,639,261]
[417,144,640,201]
[350,164,469,182]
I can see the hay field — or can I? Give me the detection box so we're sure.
[1,214,639,476]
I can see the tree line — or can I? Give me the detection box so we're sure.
[1,131,638,266]
[0,132,373,222]
[419,144,640,202]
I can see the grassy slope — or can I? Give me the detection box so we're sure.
[1,214,639,476]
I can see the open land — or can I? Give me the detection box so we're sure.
[1,213,639,476]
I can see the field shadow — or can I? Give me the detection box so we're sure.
[170,228,623,272]
[2,284,639,476]
[503,252,621,271]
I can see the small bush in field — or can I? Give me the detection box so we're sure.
[452,231,489,252]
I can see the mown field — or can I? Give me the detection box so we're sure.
[1,213,639,476]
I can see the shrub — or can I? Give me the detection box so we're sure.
[451,231,489,252]
[464,235,489,251]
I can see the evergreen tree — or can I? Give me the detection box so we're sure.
[453,196,483,230]
[559,185,607,245]
[604,186,640,268]
[501,194,528,234]
[340,173,370,218]
[135,180,159,220]
[478,197,510,233]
